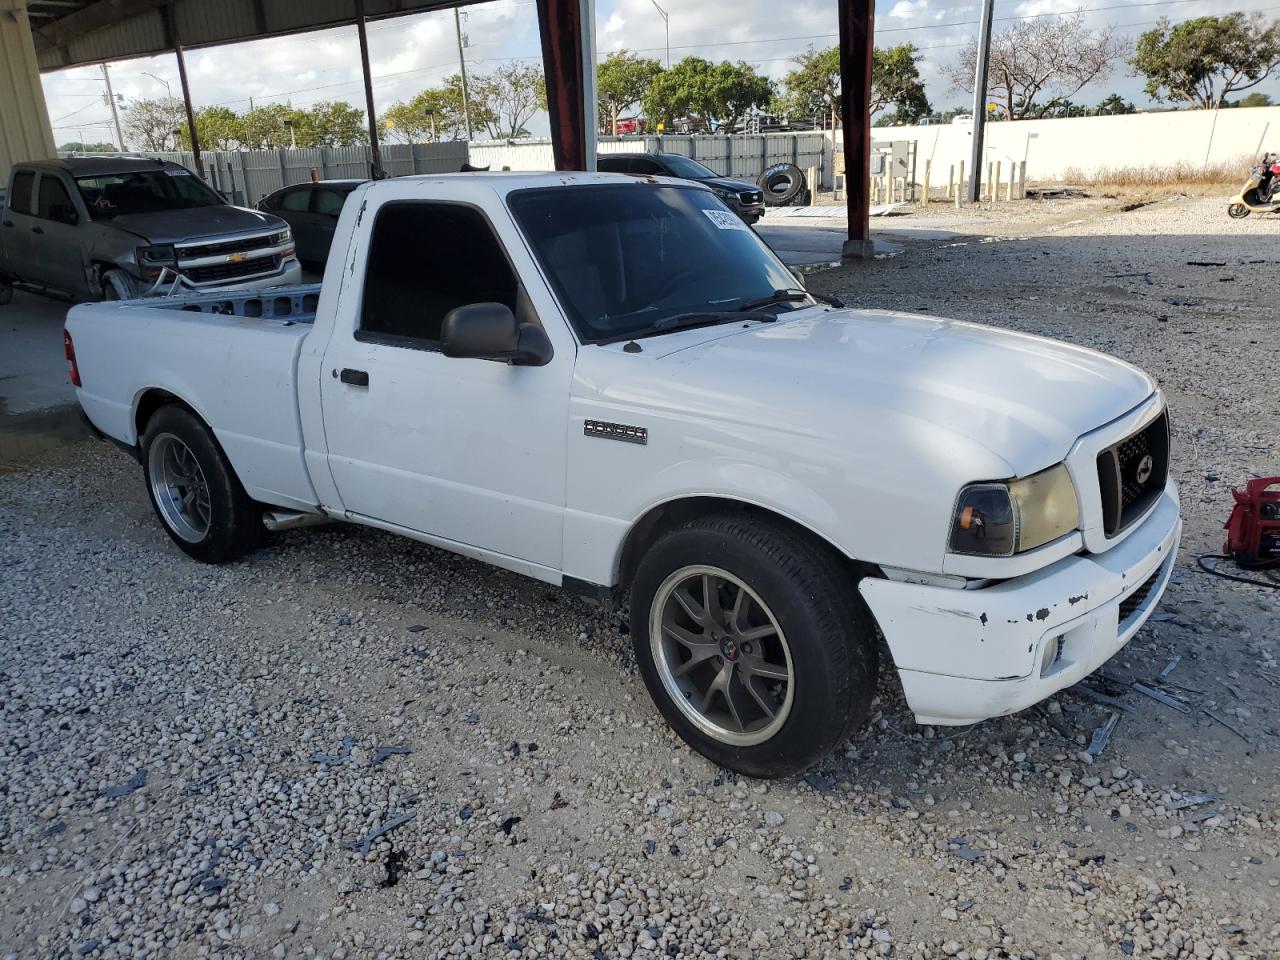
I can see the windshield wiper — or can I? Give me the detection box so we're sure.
[596,311,760,346]
[738,288,844,311]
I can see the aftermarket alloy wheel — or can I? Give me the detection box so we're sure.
[141,406,262,563]
[631,514,878,778]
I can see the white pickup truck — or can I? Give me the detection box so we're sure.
[67,172,1181,777]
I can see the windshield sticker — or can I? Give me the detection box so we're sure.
[165,168,192,176]
[703,209,749,231]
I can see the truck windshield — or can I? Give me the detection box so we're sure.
[508,184,802,344]
[74,169,224,219]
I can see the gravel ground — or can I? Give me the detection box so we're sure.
[2,195,1278,960]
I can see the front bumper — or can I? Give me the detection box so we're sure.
[736,202,766,223]
[859,482,1181,725]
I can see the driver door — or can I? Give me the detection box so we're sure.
[317,199,574,574]
[31,173,88,296]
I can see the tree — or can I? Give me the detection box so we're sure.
[381,88,468,143]
[471,62,545,139]
[597,50,663,134]
[122,96,187,151]
[644,57,772,131]
[1132,13,1280,109]
[945,13,1128,119]
[294,101,367,146]
[1233,91,1274,108]
[1095,93,1136,115]
[777,43,929,125]
[58,141,117,153]
[182,106,240,150]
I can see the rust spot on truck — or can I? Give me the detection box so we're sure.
[1035,608,1050,620]
[979,612,988,626]
[1068,593,1088,605]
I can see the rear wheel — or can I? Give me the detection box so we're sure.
[1228,202,1250,219]
[631,514,878,778]
[141,406,261,563]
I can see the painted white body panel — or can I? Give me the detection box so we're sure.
[66,171,1180,729]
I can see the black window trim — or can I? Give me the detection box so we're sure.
[353,197,532,353]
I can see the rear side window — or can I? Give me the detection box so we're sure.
[9,171,35,214]
[279,189,311,212]
[360,202,518,346]
[314,189,346,216]
[37,176,74,220]
[597,156,631,174]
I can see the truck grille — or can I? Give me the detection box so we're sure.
[179,234,280,259]
[1097,411,1169,536]
[184,255,280,284]
[1118,566,1162,624]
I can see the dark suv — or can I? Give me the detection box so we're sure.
[597,153,766,224]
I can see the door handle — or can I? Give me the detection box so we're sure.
[338,368,369,387]
[31,226,43,235]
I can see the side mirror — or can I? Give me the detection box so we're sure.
[441,302,553,366]
[50,203,78,225]
[790,267,807,287]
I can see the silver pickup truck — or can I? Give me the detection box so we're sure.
[0,156,300,303]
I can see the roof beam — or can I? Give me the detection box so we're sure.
[32,0,168,54]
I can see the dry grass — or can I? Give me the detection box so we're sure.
[1061,157,1247,190]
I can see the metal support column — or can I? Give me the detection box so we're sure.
[535,0,597,171]
[162,5,203,178]
[355,0,382,177]
[968,0,994,203]
[838,0,874,260]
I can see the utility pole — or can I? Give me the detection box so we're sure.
[650,0,670,67]
[455,7,474,140]
[101,64,126,150]
[967,0,994,203]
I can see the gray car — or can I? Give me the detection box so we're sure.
[0,157,300,303]
[257,180,364,267]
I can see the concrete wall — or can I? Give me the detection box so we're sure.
[870,107,1280,182]
[0,0,57,188]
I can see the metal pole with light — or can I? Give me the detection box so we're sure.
[455,8,475,140]
[101,64,126,150]
[967,0,995,203]
[649,0,670,67]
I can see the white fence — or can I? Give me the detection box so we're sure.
[90,142,469,205]
[470,132,829,184]
[870,106,1280,183]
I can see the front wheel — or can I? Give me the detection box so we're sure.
[141,406,262,563]
[630,515,878,778]
[1227,202,1251,219]
[100,269,141,301]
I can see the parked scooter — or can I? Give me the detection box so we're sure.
[1227,152,1280,218]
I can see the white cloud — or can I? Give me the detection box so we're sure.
[603,12,626,34]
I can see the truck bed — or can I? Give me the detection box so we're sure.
[67,285,322,512]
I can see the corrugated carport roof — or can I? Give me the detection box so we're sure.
[31,0,470,71]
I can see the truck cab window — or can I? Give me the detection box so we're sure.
[280,189,311,213]
[360,202,518,345]
[37,176,76,223]
[9,171,36,215]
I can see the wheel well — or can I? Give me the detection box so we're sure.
[134,389,198,443]
[616,496,878,589]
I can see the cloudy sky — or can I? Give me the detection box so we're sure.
[40,0,1280,147]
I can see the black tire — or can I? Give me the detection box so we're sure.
[1227,202,1250,219]
[101,269,140,301]
[141,406,262,563]
[758,163,806,207]
[630,514,878,778]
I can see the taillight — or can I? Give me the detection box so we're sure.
[64,329,81,387]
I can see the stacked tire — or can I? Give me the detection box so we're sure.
[758,163,809,207]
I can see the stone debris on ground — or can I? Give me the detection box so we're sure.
[1,195,1278,958]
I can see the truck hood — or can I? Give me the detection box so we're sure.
[102,206,286,245]
[590,307,1156,477]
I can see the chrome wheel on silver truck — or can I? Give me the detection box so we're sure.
[141,406,262,563]
[651,565,795,747]
[631,514,878,778]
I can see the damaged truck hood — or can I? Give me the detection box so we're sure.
[100,206,285,245]
[585,307,1155,478]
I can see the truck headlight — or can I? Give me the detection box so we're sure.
[272,229,291,245]
[949,464,1079,557]
[712,187,736,201]
[137,244,176,264]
